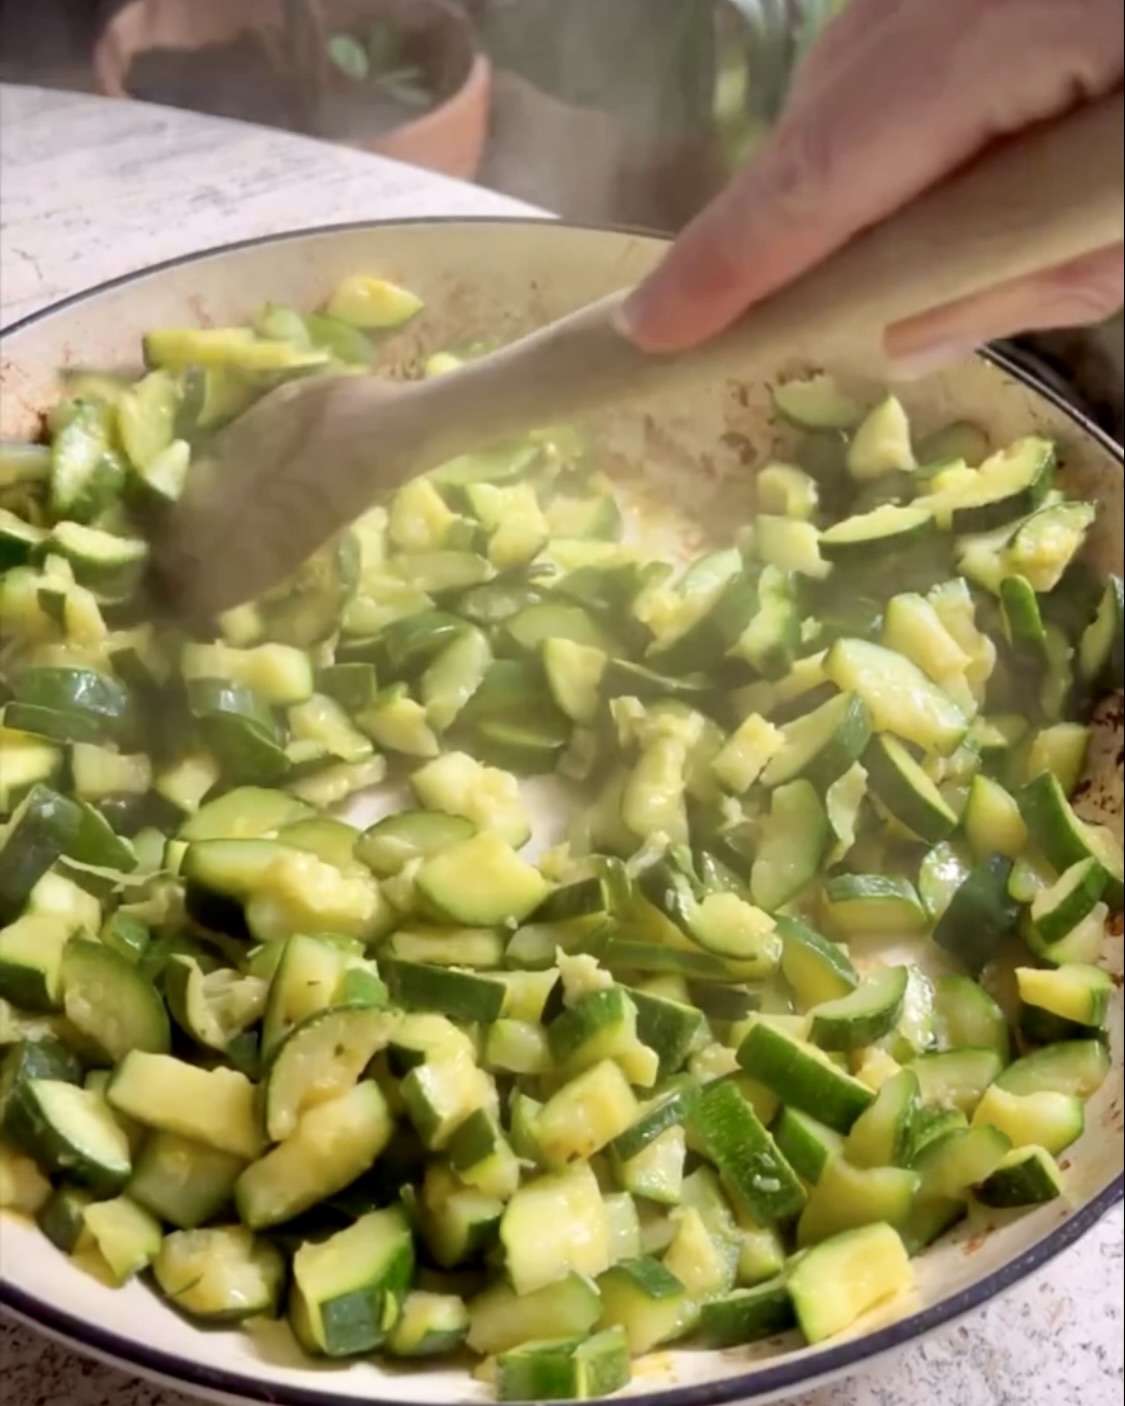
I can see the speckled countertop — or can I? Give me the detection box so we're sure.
[0,81,1122,1406]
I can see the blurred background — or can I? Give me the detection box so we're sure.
[0,0,1120,435]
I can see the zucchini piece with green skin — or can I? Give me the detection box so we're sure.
[757,462,820,520]
[501,1162,611,1296]
[153,1226,286,1323]
[1018,772,1124,912]
[0,1138,53,1214]
[547,987,657,1087]
[290,1206,415,1358]
[422,627,492,731]
[108,1052,264,1161]
[913,1124,1011,1199]
[932,975,1010,1062]
[356,685,440,758]
[287,694,373,765]
[624,991,705,1082]
[325,274,423,329]
[448,1109,521,1200]
[61,939,170,1064]
[411,750,531,850]
[788,1222,913,1344]
[13,668,136,746]
[265,1005,397,1142]
[1077,575,1123,692]
[825,638,968,755]
[47,522,148,599]
[758,691,872,793]
[750,780,831,913]
[38,1182,96,1253]
[846,396,915,479]
[712,712,785,794]
[543,638,607,725]
[923,436,1055,533]
[845,1069,920,1170]
[933,856,1020,975]
[400,1045,497,1151]
[698,1276,796,1348]
[5,1079,131,1194]
[143,326,330,373]
[384,1292,469,1358]
[995,1040,1110,1099]
[737,1022,874,1134]
[1003,500,1098,593]
[909,1048,1005,1116]
[975,1145,1064,1207]
[596,1256,691,1355]
[0,441,52,489]
[918,843,974,922]
[776,916,858,1009]
[917,420,991,468]
[237,1080,395,1230]
[971,1086,1084,1158]
[1029,859,1109,947]
[0,511,46,571]
[773,374,863,432]
[418,1161,503,1268]
[609,1075,700,1162]
[388,926,506,970]
[613,1124,685,1205]
[882,592,971,681]
[187,679,288,787]
[0,731,64,818]
[822,875,929,936]
[81,1196,163,1284]
[504,600,618,656]
[494,1326,632,1403]
[356,810,477,878]
[261,932,354,1053]
[963,774,1028,861]
[70,744,152,803]
[820,504,935,563]
[0,915,72,1012]
[383,959,506,1025]
[467,1273,602,1356]
[1016,963,1113,1031]
[49,402,127,524]
[0,1038,84,1136]
[691,1077,807,1222]
[1000,574,1048,662]
[731,564,803,675]
[864,734,959,843]
[1024,723,1091,795]
[797,1156,921,1248]
[127,1130,246,1230]
[415,832,549,928]
[317,661,379,713]
[1022,901,1109,968]
[773,1108,844,1184]
[808,966,909,1054]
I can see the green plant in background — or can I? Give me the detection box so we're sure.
[324,17,433,108]
[716,0,849,167]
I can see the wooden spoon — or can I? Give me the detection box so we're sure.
[150,90,1123,624]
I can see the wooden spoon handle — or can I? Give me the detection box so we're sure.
[421,90,1123,458]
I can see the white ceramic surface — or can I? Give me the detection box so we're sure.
[0,217,1122,1405]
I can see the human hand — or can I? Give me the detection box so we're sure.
[621,0,1123,376]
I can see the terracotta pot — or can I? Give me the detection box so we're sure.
[93,0,492,181]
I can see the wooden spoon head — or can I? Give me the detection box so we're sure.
[145,372,403,629]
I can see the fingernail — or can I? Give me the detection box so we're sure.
[887,339,980,382]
